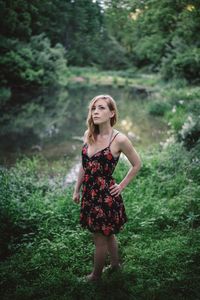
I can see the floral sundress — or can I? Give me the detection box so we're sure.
[80,131,128,236]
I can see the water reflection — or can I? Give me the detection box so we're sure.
[0,85,168,167]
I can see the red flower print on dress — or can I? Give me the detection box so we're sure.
[99,211,104,218]
[83,147,87,155]
[91,189,97,198]
[97,197,103,203]
[104,164,109,171]
[102,226,112,236]
[109,179,115,187]
[97,177,106,189]
[88,216,93,225]
[107,153,113,160]
[88,161,93,168]
[91,161,100,173]
[95,207,104,218]
[84,174,89,182]
[104,149,113,161]
[105,195,113,207]
[115,215,120,224]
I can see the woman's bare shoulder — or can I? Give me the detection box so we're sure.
[115,130,129,143]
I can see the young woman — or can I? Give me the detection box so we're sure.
[73,94,142,282]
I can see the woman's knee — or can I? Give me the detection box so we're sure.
[93,233,107,246]
[107,234,116,243]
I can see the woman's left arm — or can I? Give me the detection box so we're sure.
[110,134,142,197]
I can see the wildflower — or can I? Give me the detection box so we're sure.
[178,100,184,105]
[172,106,176,113]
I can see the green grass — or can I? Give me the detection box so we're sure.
[0,139,199,300]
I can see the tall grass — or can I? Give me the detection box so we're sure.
[0,139,199,300]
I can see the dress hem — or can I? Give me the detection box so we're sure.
[80,221,127,236]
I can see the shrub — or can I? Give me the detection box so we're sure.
[0,157,52,259]
[166,106,187,132]
[178,115,200,150]
[0,34,68,89]
[148,100,171,116]
[161,42,200,83]
[0,87,11,108]
[134,34,166,68]
[100,35,129,70]
[188,99,200,116]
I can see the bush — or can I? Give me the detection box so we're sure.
[0,87,11,108]
[161,42,200,83]
[0,34,68,88]
[100,35,129,70]
[0,156,56,259]
[148,100,171,116]
[178,115,200,150]
[166,106,188,132]
[188,99,200,116]
[134,34,166,68]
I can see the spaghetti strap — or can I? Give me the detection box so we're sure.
[109,131,119,146]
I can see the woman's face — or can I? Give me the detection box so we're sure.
[91,99,114,125]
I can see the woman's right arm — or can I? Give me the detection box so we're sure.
[72,130,88,204]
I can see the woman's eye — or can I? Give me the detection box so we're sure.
[91,106,105,111]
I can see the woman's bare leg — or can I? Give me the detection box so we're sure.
[107,234,120,267]
[88,232,108,279]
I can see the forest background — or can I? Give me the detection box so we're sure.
[0,1,200,300]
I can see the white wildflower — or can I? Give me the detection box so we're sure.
[172,106,176,113]
[187,115,193,122]
[160,135,175,149]
[179,115,196,139]
[178,100,184,105]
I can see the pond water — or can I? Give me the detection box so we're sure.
[0,84,169,170]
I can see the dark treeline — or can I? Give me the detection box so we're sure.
[0,0,200,95]
[0,0,105,66]
[105,0,200,81]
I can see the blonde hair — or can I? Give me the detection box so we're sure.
[86,95,118,144]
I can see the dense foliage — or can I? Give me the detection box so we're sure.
[147,83,200,150]
[1,0,199,93]
[0,34,67,89]
[105,0,200,82]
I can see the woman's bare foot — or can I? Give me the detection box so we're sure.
[85,272,101,282]
[103,263,122,273]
